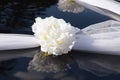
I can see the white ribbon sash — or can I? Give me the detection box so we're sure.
[0,20,120,55]
[0,34,39,50]
[76,0,120,21]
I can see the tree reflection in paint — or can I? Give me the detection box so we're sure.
[0,0,58,33]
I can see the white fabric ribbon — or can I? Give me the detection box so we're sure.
[0,34,39,50]
[75,0,120,21]
[0,20,120,55]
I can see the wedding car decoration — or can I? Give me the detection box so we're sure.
[0,0,120,73]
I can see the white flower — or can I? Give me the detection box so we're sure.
[58,0,84,13]
[32,16,80,55]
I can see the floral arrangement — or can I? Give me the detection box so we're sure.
[58,0,84,13]
[32,16,80,56]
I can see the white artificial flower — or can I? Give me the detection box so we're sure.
[32,16,80,56]
[58,0,84,13]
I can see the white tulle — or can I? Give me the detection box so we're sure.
[76,0,120,15]
[0,34,39,50]
[73,20,120,55]
[75,0,120,21]
[0,20,120,55]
